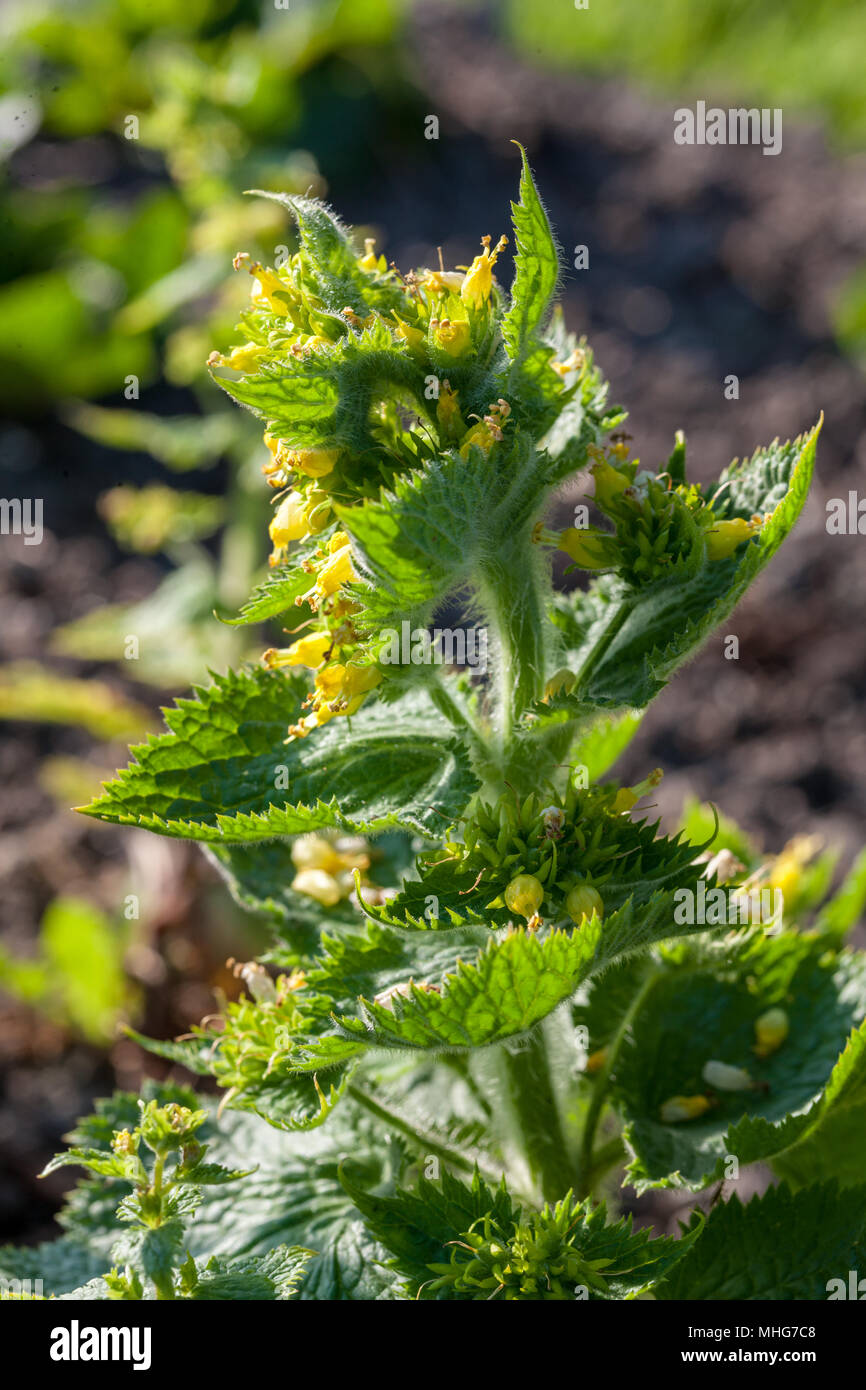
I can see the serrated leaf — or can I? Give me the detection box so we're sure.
[338,449,490,633]
[658,1181,866,1301]
[315,893,724,1062]
[215,321,420,456]
[344,1166,699,1300]
[80,670,478,841]
[220,548,319,627]
[601,931,866,1191]
[502,145,559,372]
[250,191,404,316]
[189,1245,312,1300]
[547,422,819,712]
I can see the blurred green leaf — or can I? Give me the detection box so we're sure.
[0,662,151,738]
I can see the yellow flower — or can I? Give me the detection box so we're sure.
[292,867,342,907]
[591,460,632,512]
[392,315,425,354]
[611,768,663,813]
[754,1007,789,1058]
[460,234,508,309]
[436,380,466,441]
[431,317,472,358]
[211,342,266,373]
[706,516,761,561]
[288,448,339,479]
[248,263,291,313]
[504,873,544,921]
[421,268,464,296]
[292,834,343,874]
[359,237,386,272]
[283,632,332,669]
[558,527,620,570]
[543,668,576,701]
[660,1095,712,1123]
[269,492,311,548]
[315,539,356,598]
[767,834,821,901]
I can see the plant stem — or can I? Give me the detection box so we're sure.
[479,534,548,781]
[576,968,658,1197]
[500,1027,575,1203]
[572,592,633,699]
[347,1082,500,1183]
[581,1135,627,1193]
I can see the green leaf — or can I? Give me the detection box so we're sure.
[344,1166,699,1300]
[568,710,644,782]
[318,893,723,1061]
[599,931,866,1191]
[215,320,420,456]
[188,1246,313,1300]
[113,1222,185,1287]
[337,449,490,633]
[658,1181,866,1301]
[502,145,559,370]
[219,553,318,627]
[0,1238,107,1299]
[249,191,404,316]
[548,421,819,711]
[80,670,478,841]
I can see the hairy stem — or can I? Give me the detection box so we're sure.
[500,1027,575,1203]
[347,1081,501,1184]
[576,967,658,1198]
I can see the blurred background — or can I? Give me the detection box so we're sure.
[1,0,865,1245]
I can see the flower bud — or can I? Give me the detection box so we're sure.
[705,516,760,561]
[558,527,620,570]
[754,1007,789,1058]
[590,459,632,512]
[701,1060,754,1092]
[660,1094,712,1123]
[504,874,544,920]
[565,884,603,925]
[269,492,310,548]
[292,868,342,907]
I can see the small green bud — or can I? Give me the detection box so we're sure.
[504,874,544,920]
[565,883,603,925]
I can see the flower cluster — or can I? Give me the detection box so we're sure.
[422,1198,616,1301]
[556,440,766,583]
[434,773,665,928]
[209,226,530,736]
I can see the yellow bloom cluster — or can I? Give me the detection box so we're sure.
[290,832,371,907]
